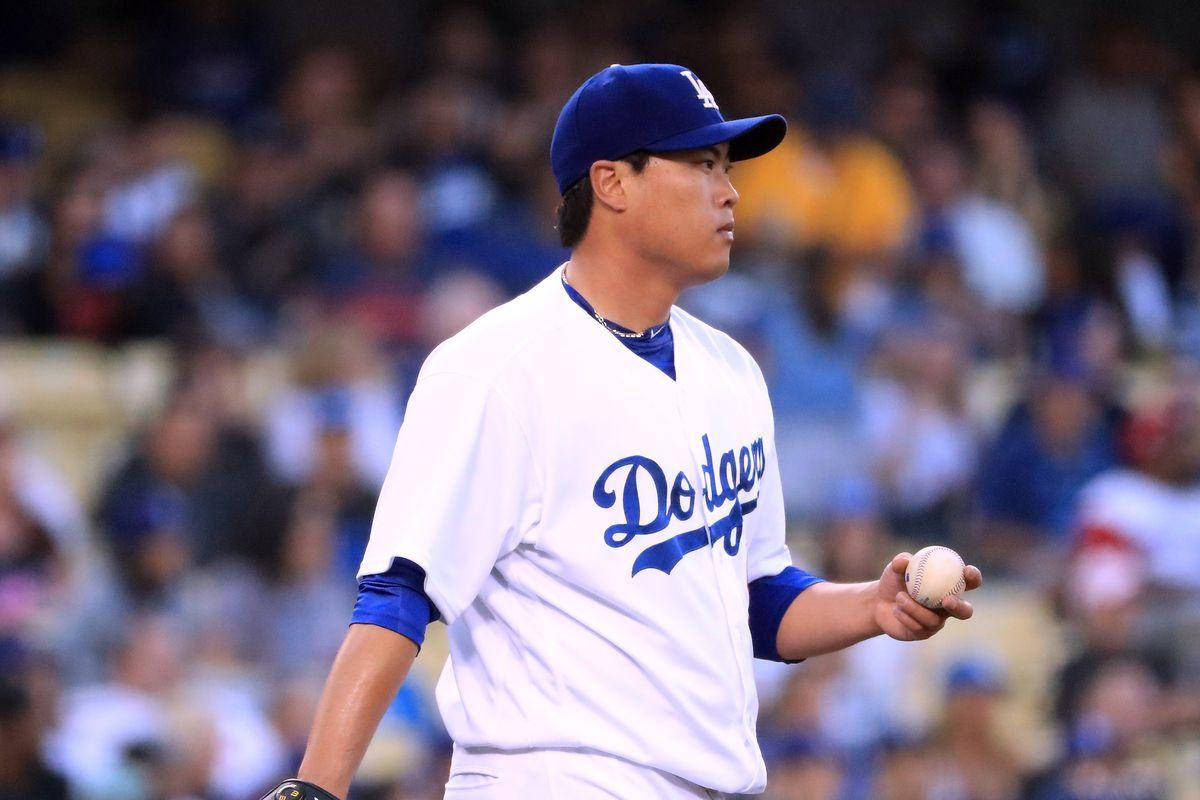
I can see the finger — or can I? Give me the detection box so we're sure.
[940,594,974,620]
[963,565,983,591]
[890,552,912,576]
[895,592,943,629]
[892,605,928,635]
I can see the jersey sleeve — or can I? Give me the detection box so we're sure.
[352,577,436,649]
[358,370,542,624]
[351,556,440,650]
[748,565,825,661]
[743,363,794,582]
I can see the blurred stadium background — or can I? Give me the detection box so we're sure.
[2,0,1200,798]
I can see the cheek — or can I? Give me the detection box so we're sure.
[630,171,721,259]
[632,184,690,243]
[663,186,713,238]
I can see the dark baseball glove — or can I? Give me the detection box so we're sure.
[260,779,341,800]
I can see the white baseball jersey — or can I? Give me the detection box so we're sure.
[359,264,794,795]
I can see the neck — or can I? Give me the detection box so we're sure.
[564,243,680,333]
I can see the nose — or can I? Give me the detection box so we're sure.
[719,173,739,208]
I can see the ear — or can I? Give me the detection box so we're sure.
[589,160,632,212]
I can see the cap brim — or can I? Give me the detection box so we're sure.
[641,114,787,162]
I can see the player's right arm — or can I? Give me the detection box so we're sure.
[293,623,418,798]
[268,365,538,799]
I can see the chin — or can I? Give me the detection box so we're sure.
[664,248,731,289]
[693,254,731,284]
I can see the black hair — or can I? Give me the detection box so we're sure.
[555,151,651,248]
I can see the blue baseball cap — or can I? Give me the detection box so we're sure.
[550,63,787,195]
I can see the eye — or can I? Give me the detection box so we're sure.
[700,159,716,170]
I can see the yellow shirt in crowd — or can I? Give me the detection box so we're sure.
[732,128,917,258]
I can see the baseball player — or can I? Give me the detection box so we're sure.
[262,63,983,800]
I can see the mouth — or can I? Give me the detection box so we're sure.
[718,222,734,241]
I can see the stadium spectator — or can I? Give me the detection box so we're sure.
[262,320,403,490]
[317,168,431,350]
[96,392,216,599]
[926,658,1031,800]
[1032,659,1169,800]
[9,158,139,340]
[860,317,977,540]
[1053,537,1174,735]
[260,499,354,674]
[975,365,1121,575]
[49,615,185,797]
[100,120,199,247]
[730,91,917,258]
[818,479,890,584]
[125,205,267,347]
[1072,390,1200,597]
[211,112,308,309]
[870,59,943,166]
[1067,387,1200,685]
[967,98,1060,247]
[912,136,1046,317]
[279,47,372,191]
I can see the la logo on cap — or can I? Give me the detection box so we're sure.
[680,70,719,110]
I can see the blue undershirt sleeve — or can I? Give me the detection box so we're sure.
[350,557,441,651]
[748,565,825,663]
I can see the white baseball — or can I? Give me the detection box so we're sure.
[904,546,966,609]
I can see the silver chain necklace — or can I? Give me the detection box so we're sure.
[563,273,657,339]
[592,310,644,339]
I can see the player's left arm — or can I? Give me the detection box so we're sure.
[773,552,983,661]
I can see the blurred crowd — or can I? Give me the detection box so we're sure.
[3,0,1200,798]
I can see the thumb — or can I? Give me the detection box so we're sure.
[891,552,912,576]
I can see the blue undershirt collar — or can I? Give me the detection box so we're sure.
[561,274,676,380]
